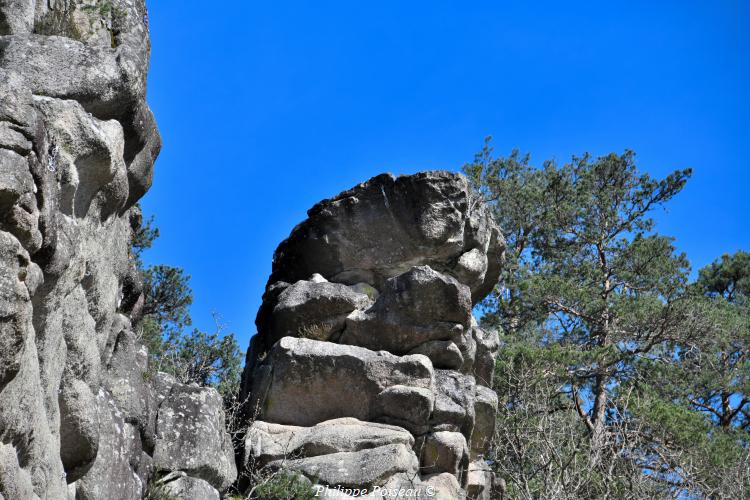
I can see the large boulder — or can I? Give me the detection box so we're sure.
[367,266,472,327]
[266,278,369,345]
[251,337,435,435]
[409,339,464,370]
[339,266,473,354]
[266,171,504,303]
[466,461,495,500]
[153,380,238,491]
[423,473,466,500]
[273,444,419,490]
[430,370,477,440]
[244,418,414,468]
[417,431,469,480]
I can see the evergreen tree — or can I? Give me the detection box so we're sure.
[130,206,242,397]
[688,251,750,430]
[465,139,749,498]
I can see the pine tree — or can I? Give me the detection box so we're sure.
[130,206,242,397]
[465,139,749,498]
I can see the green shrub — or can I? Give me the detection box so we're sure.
[250,472,316,500]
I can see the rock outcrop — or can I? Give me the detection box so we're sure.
[0,1,235,499]
[242,171,504,498]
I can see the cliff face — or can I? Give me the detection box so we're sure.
[242,172,505,499]
[0,2,235,499]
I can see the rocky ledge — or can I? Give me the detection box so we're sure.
[241,171,505,499]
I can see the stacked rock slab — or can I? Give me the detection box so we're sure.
[0,1,235,499]
[242,171,504,499]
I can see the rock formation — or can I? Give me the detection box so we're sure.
[0,1,235,499]
[242,172,505,499]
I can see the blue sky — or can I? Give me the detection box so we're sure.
[142,1,750,351]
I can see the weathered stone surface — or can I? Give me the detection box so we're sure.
[423,472,465,500]
[430,370,477,440]
[417,431,469,480]
[466,461,495,500]
[153,381,238,490]
[372,472,465,500]
[340,266,472,354]
[456,325,478,375]
[372,385,435,435]
[251,337,435,435]
[155,472,220,500]
[369,266,472,326]
[0,33,145,119]
[0,113,41,253]
[472,326,500,387]
[33,95,130,219]
[471,385,498,457]
[103,328,151,434]
[0,229,65,499]
[58,379,100,482]
[267,171,504,302]
[0,443,37,500]
[272,443,419,490]
[267,279,369,344]
[409,340,464,370]
[0,232,30,390]
[0,0,32,35]
[74,391,143,500]
[244,418,414,468]
[0,149,33,202]
[123,101,161,209]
